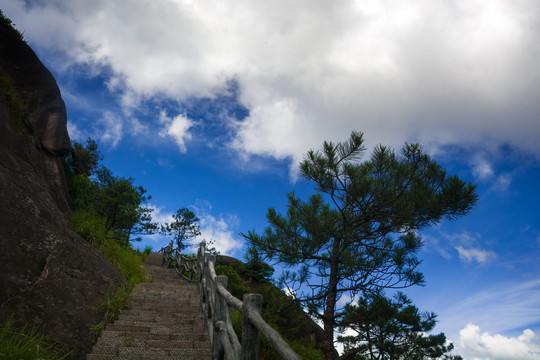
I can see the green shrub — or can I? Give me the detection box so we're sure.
[0,315,72,360]
[215,265,251,298]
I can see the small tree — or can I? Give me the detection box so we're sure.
[243,131,478,360]
[69,138,103,177]
[339,292,461,360]
[161,207,201,251]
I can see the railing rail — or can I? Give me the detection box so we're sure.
[162,241,302,360]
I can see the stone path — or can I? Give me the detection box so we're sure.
[87,252,212,360]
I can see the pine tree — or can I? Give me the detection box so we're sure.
[243,131,478,360]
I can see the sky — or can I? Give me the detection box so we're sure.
[2,1,540,359]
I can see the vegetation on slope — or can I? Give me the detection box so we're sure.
[64,138,155,285]
[63,138,155,335]
[215,256,325,360]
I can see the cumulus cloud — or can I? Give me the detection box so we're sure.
[158,111,194,152]
[145,204,174,227]
[191,201,244,256]
[455,245,496,264]
[2,0,540,166]
[459,324,540,359]
[438,279,540,348]
[198,213,244,256]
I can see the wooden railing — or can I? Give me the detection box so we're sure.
[161,241,302,360]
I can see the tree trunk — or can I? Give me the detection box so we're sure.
[322,239,341,360]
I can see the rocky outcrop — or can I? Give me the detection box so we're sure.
[0,15,125,359]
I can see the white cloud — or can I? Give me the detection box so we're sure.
[141,202,243,255]
[145,204,174,227]
[67,121,84,141]
[128,117,148,136]
[459,324,540,359]
[198,213,244,256]
[2,0,540,167]
[437,279,540,348]
[455,245,496,264]
[97,111,123,148]
[494,173,512,192]
[425,231,497,263]
[470,155,495,180]
[189,201,244,256]
[158,111,194,152]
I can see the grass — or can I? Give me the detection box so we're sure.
[70,210,148,286]
[0,315,72,360]
[90,282,132,337]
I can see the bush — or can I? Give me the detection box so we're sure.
[215,265,251,298]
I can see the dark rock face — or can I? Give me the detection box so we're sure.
[0,17,125,358]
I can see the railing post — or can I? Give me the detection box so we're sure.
[241,294,263,360]
[213,275,228,360]
[203,253,213,339]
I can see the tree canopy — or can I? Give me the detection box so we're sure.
[64,138,157,247]
[339,292,461,360]
[243,131,478,360]
[160,207,201,251]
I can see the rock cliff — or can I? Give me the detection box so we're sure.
[0,14,125,358]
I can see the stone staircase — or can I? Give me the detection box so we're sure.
[87,252,212,360]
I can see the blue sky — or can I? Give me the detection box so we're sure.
[2,1,539,358]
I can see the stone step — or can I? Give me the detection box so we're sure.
[116,314,201,323]
[95,337,209,349]
[99,330,208,342]
[105,324,204,334]
[87,353,211,360]
[91,342,210,355]
[87,253,211,360]
[111,319,202,327]
[120,310,202,318]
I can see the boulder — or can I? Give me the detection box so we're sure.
[0,15,125,359]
